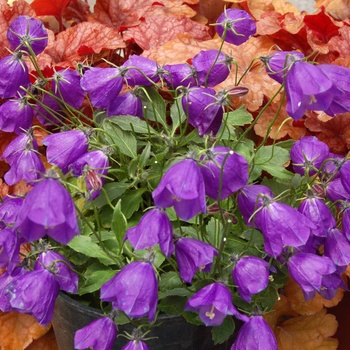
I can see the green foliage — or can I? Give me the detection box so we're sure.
[212,317,235,345]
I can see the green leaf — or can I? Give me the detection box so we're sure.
[158,296,187,316]
[226,106,253,126]
[68,235,116,265]
[139,142,151,169]
[79,269,116,295]
[159,288,191,300]
[121,188,147,218]
[108,115,156,134]
[159,271,183,290]
[211,317,235,345]
[170,100,186,133]
[111,199,127,246]
[90,182,129,209]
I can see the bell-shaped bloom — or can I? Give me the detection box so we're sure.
[0,96,34,134]
[35,93,63,126]
[326,178,350,203]
[216,8,256,46]
[185,282,248,326]
[52,69,85,109]
[80,67,124,109]
[322,153,344,179]
[319,271,347,300]
[342,207,350,241]
[285,61,337,120]
[175,237,218,283]
[101,262,158,322]
[152,158,206,221]
[0,196,24,228]
[125,208,174,258]
[340,161,350,195]
[122,55,161,86]
[34,250,78,293]
[261,51,304,84]
[74,316,117,350]
[192,50,232,87]
[231,315,277,350]
[7,16,48,55]
[324,228,350,268]
[287,252,336,300]
[298,196,336,237]
[257,199,315,258]
[232,256,269,303]
[237,184,274,228]
[0,228,20,270]
[1,268,60,325]
[4,148,45,186]
[43,129,89,173]
[14,177,80,244]
[162,63,197,89]
[290,136,330,176]
[182,87,224,136]
[122,340,149,350]
[200,146,248,200]
[107,89,143,118]
[1,133,37,164]
[69,150,109,200]
[0,54,30,98]
[318,64,350,116]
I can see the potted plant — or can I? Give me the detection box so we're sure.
[0,1,349,349]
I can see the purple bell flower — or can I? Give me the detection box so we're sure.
[107,89,143,118]
[192,50,232,87]
[232,256,269,303]
[0,196,24,228]
[257,199,315,258]
[175,237,218,283]
[185,282,248,326]
[181,87,224,136]
[324,228,350,268]
[0,54,30,98]
[35,93,63,126]
[1,133,37,164]
[101,262,158,322]
[237,184,274,228]
[52,69,85,109]
[0,96,34,134]
[290,136,330,176]
[69,150,109,200]
[200,146,248,200]
[162,63,197,89]
[216,8,256,46]
[152,158,206,221]
[340,161,350,196]
[261,51,304,84]
[326,178,350,203]
[2,269,60,326]
[285,61,337,120]
[342,207,350,241]
[43,129,89,173]
[122,340,149,350]
[298,196,336,237]
[14,177,80,244]
[231,315,277,350]
[7,16,48,55]
[122,55,161,86]
[74,316,117,350]
[80,67,124,109]
[0,228,20,270]
[319,271,347,300]
[125,208,174,258]
[287,252,336,300]
[34,250,78,293]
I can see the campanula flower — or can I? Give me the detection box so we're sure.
[1,269,60,325]
[287,252,336,300]
[1,133,37,164]
[0,196,24,228]
[125,208,174,258]
[43,129,89,173]
[74,316,117,350]
[231,315,277,350]
[342,207,350,241]
[200,146,248,200]
[216,8,256,46]
[185,282,248,326]
[152,158,206,220]
[0,228,20,270]
[290,136,330,176]
[192,50,232,87]
[0,54,30,98]
[326,178,350,203]
[324,228,350,268]
[340,161,350,195]
[14,177,80,244]
[101,262,158,322]
[34,250,78,293]
[232,256,269,303]
[175,237,218,283]
[162,63,197,89]
[7,15,48,55]
[122,340,149,350]
[35,93,63,126]
[107,89,143,118]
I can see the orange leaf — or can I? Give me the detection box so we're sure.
[328,26,350,60]
[26,328,59,350]
[315,0,350,20]
[30,0,75,18]
[0,312,51,350]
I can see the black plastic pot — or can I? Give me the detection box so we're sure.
[52,293,239,350]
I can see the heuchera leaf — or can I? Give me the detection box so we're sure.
[315,0,350,20]
[30,0,75,18]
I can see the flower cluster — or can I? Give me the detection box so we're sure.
[0,9,349,350]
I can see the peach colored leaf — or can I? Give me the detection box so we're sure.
[271,0,300,15]
[0,0,35,58]
[43,21,126,66]
[0,312,51,350]
[315,0,350,20]
[328,26,350,59]
[194,0,226,23]
[275,309,339,350]
[0,178,9,199]
[123,5,210,50]
[63,0,91,25]
[26,328,59,350]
